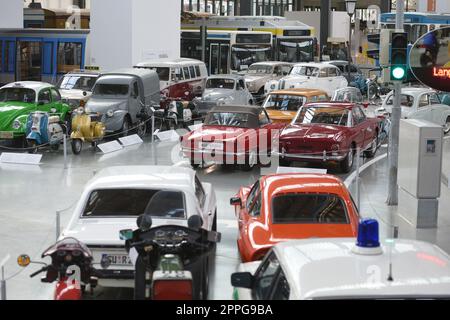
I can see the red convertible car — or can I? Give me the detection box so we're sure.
[181,106,284,171]
[231,173,360,262]
[275,102,382,173]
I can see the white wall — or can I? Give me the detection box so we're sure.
[24,0,91,10]
[89,0,180,72]
[0,0,23,28]
[417,0,450,13]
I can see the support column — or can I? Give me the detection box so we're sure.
[240,0,252,15]
[320,0,330,56]
[294,0,303,11]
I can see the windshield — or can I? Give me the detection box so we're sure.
[333,90,363,103]
[272,193,348,224]
[205,112,249,127]
[295,106,349,126]
[290,66,319,77]
[58,76,97,91]
[93,83,130,96]
[386,94,414,107]
[263,94,306,111]
[0,88,36,103]
[206,78,235,89]
[231,45,272,71]
[247,65,273,74]
[82,189,185,218]
[278,39,315,63]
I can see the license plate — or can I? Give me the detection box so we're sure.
[103,254,132,266]
[0,131,14,139]
[202,142,223,150]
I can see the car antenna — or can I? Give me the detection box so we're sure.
[387,226,399,282]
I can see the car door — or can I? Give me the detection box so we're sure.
[194,174,215,230]
[236,79,248,104]
[351,107,369,149]
[315,67,329,92]
[128,80,140,124]
[50,88,65,117]
[354,106,373,148]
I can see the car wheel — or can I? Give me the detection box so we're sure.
[120,117,131,137]
[340,147,354,173]
[71,139,83,155]
[50,143,60,151]
[364,135,378,158]
[136,120,147,138]
[444,117,450,135]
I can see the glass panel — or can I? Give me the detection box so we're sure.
[210,44,219,75]
[231,45,271,71]
[57,42,82,74]
[295,106,349,126]
[205,112,249,127]
[0,87,36,103]
[263,94,306,111]
[278,39,314,62]
[254,253,280,300]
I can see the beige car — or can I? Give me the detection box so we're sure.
[244,62,292,97]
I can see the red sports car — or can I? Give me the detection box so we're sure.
[231,173,360,262]
[181,105,284,171]
[275,102,382,173]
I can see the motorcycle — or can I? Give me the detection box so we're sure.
[119,191,221,300]
[154,98,195,132]
[17,237,98,300]
[70,107,106,155]
[25,111,66,153]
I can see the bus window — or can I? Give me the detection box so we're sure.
[57,42,82,74]
[189,65,196,78]
[172,68,184,81]
[195,65,201,77]
[183,67,190,80]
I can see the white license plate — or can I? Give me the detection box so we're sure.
[103,253,132,266]
[0,131,14,139]
[202,142,223,150]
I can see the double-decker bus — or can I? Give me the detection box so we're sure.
[181,30,273,74]
[182,16,318,67]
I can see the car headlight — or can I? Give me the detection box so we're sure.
[106,109,114,117]
[270,84,276,89]
[12,120,22,130]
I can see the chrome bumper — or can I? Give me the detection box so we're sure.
[182,147,247,157]
[273,151,346,161]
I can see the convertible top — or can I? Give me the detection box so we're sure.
[205,105,262,128]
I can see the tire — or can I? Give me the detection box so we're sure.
[50,143,60,151]
[364,134,378,158]
[444,117,450,135]
[120,117,131,137]
[71,139,83,155]
[340,147,355,173]
[136,120,147,138]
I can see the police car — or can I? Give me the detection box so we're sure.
[231,219,450,300]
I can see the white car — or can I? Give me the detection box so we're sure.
[408,104,450,134]
[232,224,450,299]
[378,87,445,119]
[264,62,348,97]
[57,70,101,110]
[61,165,217,288]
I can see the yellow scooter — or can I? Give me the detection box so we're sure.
[70,107,106,155]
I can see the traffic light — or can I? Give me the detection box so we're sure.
[390,32,408,81]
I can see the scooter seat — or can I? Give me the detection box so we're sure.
[48,116,61,124]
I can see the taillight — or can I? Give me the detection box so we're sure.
[153,279,193,300]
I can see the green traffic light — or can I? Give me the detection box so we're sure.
[391,66,406,80]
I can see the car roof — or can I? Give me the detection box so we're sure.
[207,74,244,80]
[292,62,337,69]
[273,238,450,299]
[1,81,53,91]
[251,61,292,66]
[135,58,204,68]
[400,87,436,95]
[85,166,196,193]
[270,88,328,97]
[304,101,355,109]
[65,70,101,77]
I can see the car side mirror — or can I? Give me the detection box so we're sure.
[231,272,254,289]
[230,197,242,206]
[119,229,133,241]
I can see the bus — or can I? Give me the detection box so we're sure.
[380,12,450,44]
[181,30,273,74]
[182,16,318,65]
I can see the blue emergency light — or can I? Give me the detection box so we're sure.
[356,219,380,248]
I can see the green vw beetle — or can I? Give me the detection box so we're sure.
[0,81,71,145]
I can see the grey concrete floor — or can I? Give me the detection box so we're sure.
[0,132,426,301]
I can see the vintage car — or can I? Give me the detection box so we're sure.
[378,87,443,119]
[325,60,366,91]
[262,88,329,124]
[408,104,450,134]
[134,58,208,103]
[85,68,160,136]
[275,102,382,173]
[60,165,217,288]
[332,87,364,104]
[230,173,359,262]
[265,62,348,97]
[181,105,284,171]
[243,62,292,96]
[0,81,70,144]
[191,74,254,117]
[57,70,101,110]
[231,221,450,300]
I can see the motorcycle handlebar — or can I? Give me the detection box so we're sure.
[30,266,47,278]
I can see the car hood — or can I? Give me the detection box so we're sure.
[62,217,189,246]
[0,102,36,130]
[280,124,345,140]
[60,89,91,101]
[202,89,233,101]
[245,75,269,82]
[280,75,310,85]
[187,126,251,142]
[85,97,126,113]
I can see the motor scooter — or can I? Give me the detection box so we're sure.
[70,107,106,155]
[25,111,66,153]
[154,98,194,131]
[17,237,98,300]
[119,191,221,300]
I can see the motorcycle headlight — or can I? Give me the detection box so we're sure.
[76,107,85,114]
[12,120,22,130]
[106,109,114,117]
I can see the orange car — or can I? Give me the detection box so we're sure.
[230,173,360,262]
[262,88,329,123]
